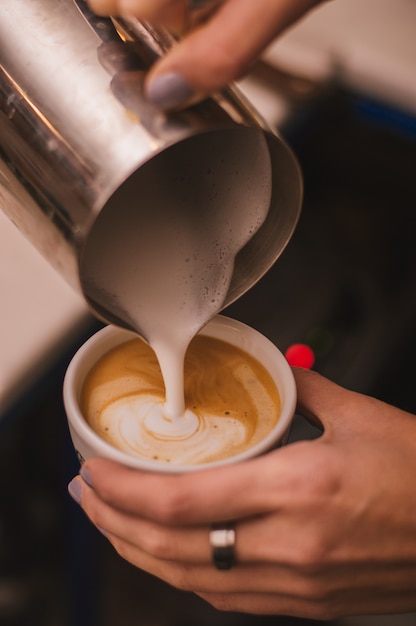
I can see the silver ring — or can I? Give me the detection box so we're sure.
[209,526,236,570]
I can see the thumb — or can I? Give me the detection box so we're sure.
[293,368,415,447]
[145,0,325,110]
[292,368,364,440]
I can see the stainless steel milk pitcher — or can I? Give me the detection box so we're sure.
[0,0,302,330]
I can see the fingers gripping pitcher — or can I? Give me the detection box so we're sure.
[0,0,302,338]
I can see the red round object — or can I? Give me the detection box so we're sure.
[285,343,315,369]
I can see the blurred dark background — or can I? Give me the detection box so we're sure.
[1,78,416,626]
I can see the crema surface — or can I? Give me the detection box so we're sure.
[81,335,280,465]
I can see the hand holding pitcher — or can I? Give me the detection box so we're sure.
[87,0,331,110]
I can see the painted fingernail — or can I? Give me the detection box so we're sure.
[146,72,195,110]
[68,478,82,505]
[80,465,93,488]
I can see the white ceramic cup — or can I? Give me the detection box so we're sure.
[63,315,296,473]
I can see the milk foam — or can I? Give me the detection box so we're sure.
[82,132,273,421]
[95,394,247,464]
[82,335,280,464]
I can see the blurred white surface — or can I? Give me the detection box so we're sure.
[0,210,90,417]
[264,0,416,114]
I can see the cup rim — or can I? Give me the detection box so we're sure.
[63,315,297,472]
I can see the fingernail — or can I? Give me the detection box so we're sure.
[68,478,82,505]
[80,465,93,488]
[146,72,195,110]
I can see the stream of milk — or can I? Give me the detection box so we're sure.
[82,131,273,437]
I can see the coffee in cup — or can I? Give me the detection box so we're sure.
[64,315,296,472]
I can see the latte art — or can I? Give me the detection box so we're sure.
[93,398,248,464]
[81,334,281,464]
